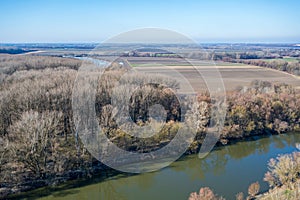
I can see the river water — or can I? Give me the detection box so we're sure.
[23,132,299,200]
[72,56,109,67]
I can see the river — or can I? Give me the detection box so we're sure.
[72,56,109,67]
[21,132,300,200]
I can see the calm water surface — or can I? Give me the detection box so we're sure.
[27,133,299,200]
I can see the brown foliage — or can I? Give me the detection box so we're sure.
[235,192,244,200]
[264,152,300,189]
[248,181,260,197]
[0,54,81,75]
[8,110,64,178]
[189,187,224,200]
[222,80,300,141]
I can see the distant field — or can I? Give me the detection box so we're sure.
[127,57,300,92]
[261,57,299,63]
[126,57,247,67]
[130,62,247,67]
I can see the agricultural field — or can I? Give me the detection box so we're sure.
[261,57,300,63]
[126,57,300,92]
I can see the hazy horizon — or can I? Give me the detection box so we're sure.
[1,41,300,45]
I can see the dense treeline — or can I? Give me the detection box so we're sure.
[0,55,299,197]
[221,81,300,142]
[0,48,34,55]
[211,49,300,61]
[0,54,81,76]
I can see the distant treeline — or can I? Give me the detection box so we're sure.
[0,48,36,54]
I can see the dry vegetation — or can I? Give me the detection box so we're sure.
[264,152,300,189]
[188,187,225,200]
[248,182,260,199]
[257,152,300,200]
[0,54,299,197]
[189,152,300,200]
[0,54,81,76]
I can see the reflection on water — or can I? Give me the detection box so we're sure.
[73,56,109,68]
[29,133,300,200]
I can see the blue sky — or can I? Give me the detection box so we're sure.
[0,0,299,43]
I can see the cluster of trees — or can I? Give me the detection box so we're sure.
[220,80,300,144]
[188,80,300,149]
[0,55,299,197]
[189,152,300,200]
[0,55,186,195]
[0,54,81,76]
[0,55,97,197]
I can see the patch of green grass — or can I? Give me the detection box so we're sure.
[130,63,165,67]
[129,61,247,67]
[262,57,299,63]
[214,62,248,66]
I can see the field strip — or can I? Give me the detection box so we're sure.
[264,66,300,81]
[135,65,262,70]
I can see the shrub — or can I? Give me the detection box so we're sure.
[264,152,300,189]
[248,181,260,198]
[235,192,244,200]
[188,187,224,200]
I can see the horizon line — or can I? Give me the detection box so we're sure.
[1,41,300,45]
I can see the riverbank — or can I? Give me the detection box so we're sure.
[2,131,299,199]
[5,132,299,200]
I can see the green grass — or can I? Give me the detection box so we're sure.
[262,57,299,63]
[129,63,165,67]
[129,61,247,67]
